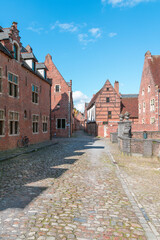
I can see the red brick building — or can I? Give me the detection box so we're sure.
[136,50,160,131]
[45,54,73,137]
[73,110,85,131]
[0,22,51,150]
[86,80,138,137]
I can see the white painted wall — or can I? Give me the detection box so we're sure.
[38,69,45,78]
[25,59,32,69]
[87,105,95,122]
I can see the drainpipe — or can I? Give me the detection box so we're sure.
[68,91,71,138]
[50,84,52,140]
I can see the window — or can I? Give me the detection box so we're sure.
[42,116,48,132]
[0,110,5,136]
[32,85,38,103]
[0,68,2,92]
[57,119,66,129]
[106,87,109,91]
[139,104,141,114]
[13,43,18,60]
[108,111,112,119]
[8,72,18,98]
[32,115,39,133]
[142,119,145,124]
[9,111,19,135]
[148,85,150,93]
[150,117,155,124]
[32,61,35,71]
[143,102,145,113]
[142,89,144,96]
[24,110,27,119]
[150,99,155,111]
[106,97,110,103]
[55,85,60,92]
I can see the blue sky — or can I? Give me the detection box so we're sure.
[1,0,160,111]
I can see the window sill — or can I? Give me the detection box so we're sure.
[8,134,19,136]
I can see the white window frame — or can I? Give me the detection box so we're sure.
[55,84,61,93]
[150,117,155,124]
[142,89,144,96]
[142,118,145,124]
[8,111,19,136]
[148,85,151,93]
[150,99,155,112]
[8,72,19,98]
[32,114,39,134]
[139,104,141,114]
[143,102,145,113]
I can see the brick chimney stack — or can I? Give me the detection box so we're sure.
[114,81,119,94]
[145,50,152,60]
[12,22,18,29]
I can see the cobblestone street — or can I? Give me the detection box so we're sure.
[0,131,154,239]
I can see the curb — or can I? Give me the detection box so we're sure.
[0,142,58,162]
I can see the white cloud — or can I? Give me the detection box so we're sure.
[51,21,78,32]
[27,23,43,34]
[78,28,102,46]
[78,33,94,46]
[89,28,101,38]
[73,91,90,112]
[108,32,117,37]
[107,0,154,7]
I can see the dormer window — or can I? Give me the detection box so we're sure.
[13,43,18,60]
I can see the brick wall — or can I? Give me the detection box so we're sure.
[132,131,160,139]
[0,51,51,150]
[86,122,97,136]
[138,51,159,129]
[45,54,72,138]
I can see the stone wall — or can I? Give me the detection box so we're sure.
[118,136,160,157]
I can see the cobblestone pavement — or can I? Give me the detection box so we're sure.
[107,139,160,239]
[0,131,148,239]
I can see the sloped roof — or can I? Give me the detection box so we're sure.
[36,63,48,70]
[121,94,138,98]
[148,55,160,88]
[0,28,10,40]
[87,88,102,110]
[121,97,138,118]
[0,42,13,58]
[21,52,38,62]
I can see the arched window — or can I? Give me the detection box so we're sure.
[13,43,18,60]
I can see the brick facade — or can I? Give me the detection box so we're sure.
[45,54,73,138]
[86,80,138,137]
[0,22,51,150]
[138,51,160,131]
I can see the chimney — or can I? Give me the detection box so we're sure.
[114,81,119,94]
[25,45,32,53]
[70,80,72,87]
[12,22,18,29]
[145,50,152,59]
